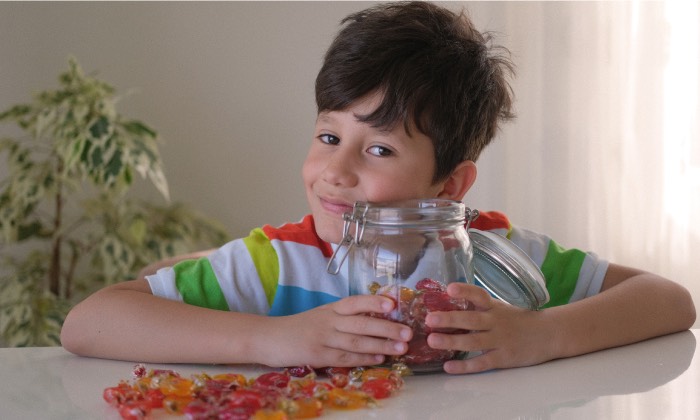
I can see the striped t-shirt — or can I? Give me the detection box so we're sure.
[146,212,608,314]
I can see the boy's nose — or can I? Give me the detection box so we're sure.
[321,151,359,187]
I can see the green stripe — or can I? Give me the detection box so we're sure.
[243,228,279,307]
[540,240,586,308]
[174,258,228,311]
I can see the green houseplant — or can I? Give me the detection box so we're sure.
[0,58,230,346]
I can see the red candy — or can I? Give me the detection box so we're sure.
[329,372,350,388]
[117,400,150,420]
[143,389,165,409]
[132,363,147,379]
[321,367,351,377]
[287,365,314,378]
[252,371,290,390]
[401,333,455,365]
[103,383,137,407]
[360,378,395,399]
[421,290,465,312]
[415,278,446,292]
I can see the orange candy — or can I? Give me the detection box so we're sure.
[251,409,289,420]
[292,397,324,418]
[212,372,248,387]
[376,284,416,303]
[159,376,194,398]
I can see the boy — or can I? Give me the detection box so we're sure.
[61,2,695,374]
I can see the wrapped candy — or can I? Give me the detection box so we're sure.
[104,363,408,419]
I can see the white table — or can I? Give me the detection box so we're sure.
[1,330,698,419]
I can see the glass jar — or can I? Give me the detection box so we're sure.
[327,199,549,373]
[327,199,478,372]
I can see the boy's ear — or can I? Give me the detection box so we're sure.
[437,160,477,201]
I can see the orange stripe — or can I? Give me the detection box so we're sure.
[262,215,334,258]
[470,210,510,231]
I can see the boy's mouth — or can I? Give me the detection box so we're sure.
[319,197,353,216]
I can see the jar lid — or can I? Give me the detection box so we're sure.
[468,229,550,310]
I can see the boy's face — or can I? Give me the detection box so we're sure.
[302,93,447,244]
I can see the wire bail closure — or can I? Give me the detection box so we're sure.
[326,202,369,275]
[465,208,479,230]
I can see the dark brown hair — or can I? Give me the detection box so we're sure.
[315,1,515,182]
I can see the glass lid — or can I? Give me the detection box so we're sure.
[468,229,550,310]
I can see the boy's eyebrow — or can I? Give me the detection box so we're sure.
[317,110,395,137]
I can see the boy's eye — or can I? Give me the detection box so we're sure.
[367,145,393,157]
[318,134,340,145]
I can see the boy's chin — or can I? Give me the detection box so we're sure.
[312,214,345,244]
[318,230,343,245]
[314,222,343,244]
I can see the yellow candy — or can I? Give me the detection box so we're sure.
[324,388,372,410]
[159,377,194,397]
[360,368,392,381]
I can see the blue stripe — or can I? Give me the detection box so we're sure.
[268,285,340,316]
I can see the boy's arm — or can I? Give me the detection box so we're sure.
[424,263,696,374]
[60,279,413,366]
[548,264,696,358]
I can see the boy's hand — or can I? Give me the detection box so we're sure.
[424,283,556,374]
[254,295,413,368]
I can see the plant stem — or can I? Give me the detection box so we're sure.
[65,244,79,300]
[47,165,63,298]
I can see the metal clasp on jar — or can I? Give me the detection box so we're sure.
[326,202,369,275]
[465,208,479,229]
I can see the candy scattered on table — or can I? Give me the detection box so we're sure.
[104,363,408,419]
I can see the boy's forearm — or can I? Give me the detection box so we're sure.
[545,273,695,359]
[61,281,265,364]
